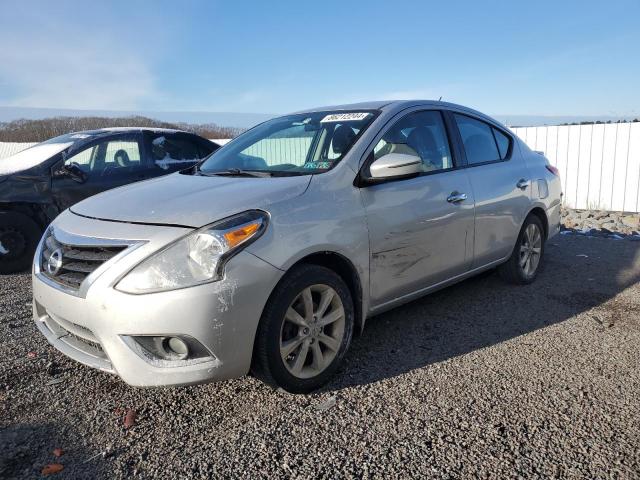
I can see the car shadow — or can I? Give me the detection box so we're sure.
[326,235,640,391]
[0,422,108,480]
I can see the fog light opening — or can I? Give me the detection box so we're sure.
[162,336,189,360]
[125,334,215,366]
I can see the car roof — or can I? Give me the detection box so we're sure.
[292,100,395,113]
[70,127,189,136]
[99,127,185,133]
[293,100,505,129]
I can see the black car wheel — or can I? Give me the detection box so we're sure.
[252,264,354,393]
[0,212,43,274]
[498,214,545,285]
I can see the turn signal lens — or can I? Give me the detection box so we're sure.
[223,222,261,248]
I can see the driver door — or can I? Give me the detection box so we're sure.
[360,109,476,307]
[51,133,145,211]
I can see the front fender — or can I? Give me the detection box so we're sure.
[245,168,371,321]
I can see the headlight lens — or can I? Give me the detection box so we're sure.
[116,210,268,294]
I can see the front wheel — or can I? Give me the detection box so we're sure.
[252,264,354,393]
[499,214,545,285]
[0,211,43,274]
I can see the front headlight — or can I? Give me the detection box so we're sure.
[116,210,268,294]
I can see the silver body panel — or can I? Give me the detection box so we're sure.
[33,100,561,387]
[70,172,311,228]
[361,169,475,304]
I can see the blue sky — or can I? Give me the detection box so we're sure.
[0,0,638,118]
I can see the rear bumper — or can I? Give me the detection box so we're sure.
[547,201,562,239]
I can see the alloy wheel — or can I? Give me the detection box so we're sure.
[519,223,542,277]
[279,284,345,379]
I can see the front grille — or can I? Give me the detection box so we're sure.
[66,330,105,354]
[41,232,127,290]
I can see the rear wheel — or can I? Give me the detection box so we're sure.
[499,214,545,285]
[252,264,354,393]
[0,212,42,274]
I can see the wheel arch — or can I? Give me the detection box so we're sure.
[289,251,365,333]
[526,205,549,240]
[0,202,54,230]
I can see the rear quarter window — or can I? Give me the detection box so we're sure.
[150,134,203,170]
[492,128,511,159]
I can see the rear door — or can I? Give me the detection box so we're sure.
[449,112,531,267]
[360,109,475,306]
[51,133,146,210]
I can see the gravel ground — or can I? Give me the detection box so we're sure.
[1,235,640,479]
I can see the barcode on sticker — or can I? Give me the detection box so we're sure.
[320,112,371,123]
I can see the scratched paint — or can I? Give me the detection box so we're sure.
[214,278,238,313]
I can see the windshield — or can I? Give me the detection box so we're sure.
[0,132,97,176]
[199,110,378,175]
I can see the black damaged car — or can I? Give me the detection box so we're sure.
[0,127,219,273]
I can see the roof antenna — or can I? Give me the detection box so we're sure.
[438,96,443,101]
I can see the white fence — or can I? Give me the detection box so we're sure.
[3,125,640,213]
[512,123,640,212]
[243,137,314,166]
[0,142,36,159]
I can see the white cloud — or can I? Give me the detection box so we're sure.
[0,16,159,110]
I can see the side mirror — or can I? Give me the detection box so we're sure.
[365,153,422,183]
[61,162,87,183]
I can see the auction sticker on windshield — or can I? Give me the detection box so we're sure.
[320,112,371,123]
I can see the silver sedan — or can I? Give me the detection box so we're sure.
[32,100,561,393]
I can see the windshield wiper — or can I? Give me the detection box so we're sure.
[200,168,273,178]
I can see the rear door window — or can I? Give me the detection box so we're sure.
[453,114,501,165]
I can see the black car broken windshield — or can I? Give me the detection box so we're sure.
[198,110,378,175]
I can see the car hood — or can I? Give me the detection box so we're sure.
[0,142,72,176]
[70,172,312,228]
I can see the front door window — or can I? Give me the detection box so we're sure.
[373,110,453,172]
[64,138,143,177]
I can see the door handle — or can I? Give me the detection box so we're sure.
[516,179,531,189]
[447,192,467,203]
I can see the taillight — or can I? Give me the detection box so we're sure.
[546,165,560,177]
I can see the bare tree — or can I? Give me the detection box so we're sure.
[0,116,244,142]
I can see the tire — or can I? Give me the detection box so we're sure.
[0,211,43,274]
[252,264,354,393]
[498,214,545,285]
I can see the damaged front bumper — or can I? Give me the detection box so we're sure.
[32,211,283,387]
